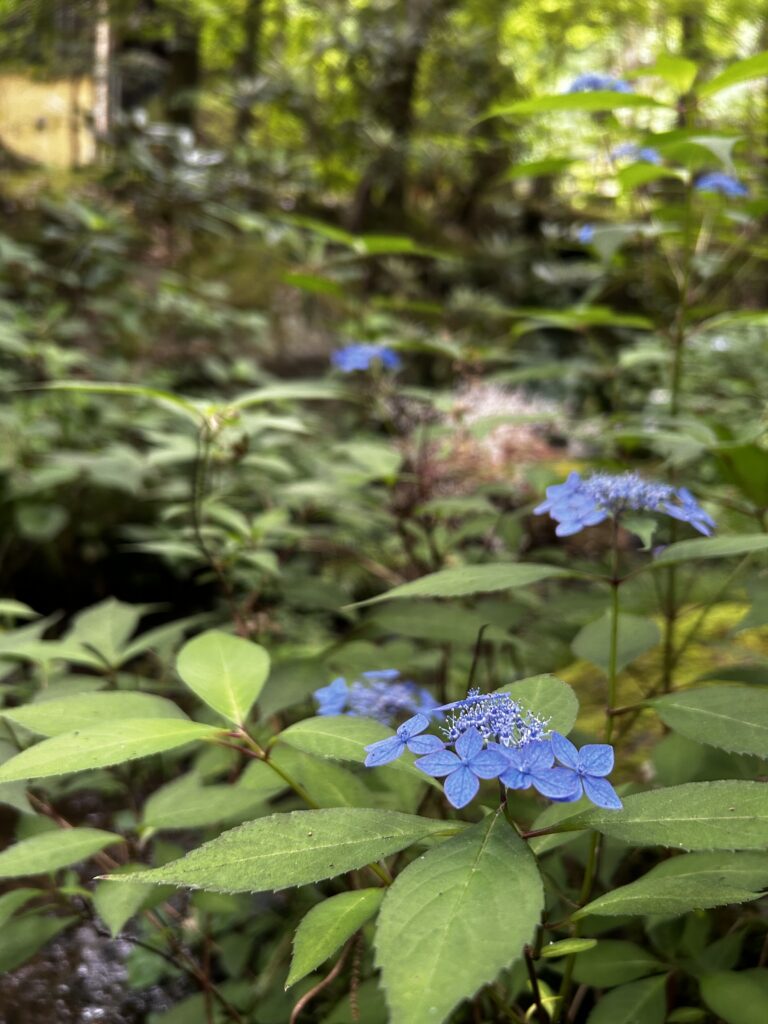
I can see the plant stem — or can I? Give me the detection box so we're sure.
[524,945,549,1024]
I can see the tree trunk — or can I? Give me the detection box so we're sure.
[166,18,200,130]
[347,0,456,231]
[235,0,266,140]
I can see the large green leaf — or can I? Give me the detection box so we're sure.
[276,716,433,787]
[353,563,570,607]
[700,51,768,98]
[286,889,385,988]
[576,851,768,918]
[1,691,187,737]
[141,772,269,830]
[0,827,121,878]
[649,686,768,757]
[0,915,75,973]
[650,535,768,568]
[41,380,203,423]
[176,630,270,725]
[498,674,579,734]
[268,745,379,808]
[0,719,223,782]
[374,809,543,1024]
[645,54,698,92]
[67,598,147,667]
[104,809,456,893]
[585,975,667,1024]
[0,888,43,927]
[93,866,155,937]
[488,92,664,116]
[572,612,660,673]
[700,970,768,1024]
[562,782,768,850]
[571,941,665,987]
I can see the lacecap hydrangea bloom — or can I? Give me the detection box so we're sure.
[610,143,662,165]
[313,670,438,725]
[567,73,633,94]
[363,688,622,810]
[330,343,401,373]
[695,172,748,198]
[534,471,715,537]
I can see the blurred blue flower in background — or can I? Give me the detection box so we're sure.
[331,343,402,372]
[577,224,595,244]
[611,143,662,165]
[314,670,438,725]
[695,172,748,198]
[567,73,633,94]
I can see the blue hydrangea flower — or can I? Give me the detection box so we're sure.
[664,487,716,537]
[578,224,595,244]
[314,677,349,716]
[331,343,402,373]
[498,740,582,801]
[414,727,510,808]
[313,670,438,725]
[611,143,662,165]
[442,689,549,748]
[695,172,748,198]
[551,733,622,809]
[364,714,444,767]
[534,471,715,537]
[567,73,633,94]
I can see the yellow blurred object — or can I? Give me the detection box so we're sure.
[0,73,95,168]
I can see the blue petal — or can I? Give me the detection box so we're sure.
[397,713,430,740]
[533,768,582,802]
[520,740,554,772]
[444,767,480,808]
[364,736,405,767]
[415,748,461,777]
[534,767,582,800]
[363,669,401,681]
[314,677,349,716]
[407,734,444,755]
[583,775,623,810]
[500,767,531,790]
[455,726,483,760]
[551,732,579,770]
[578,743,614,776]
[469,748,509,779]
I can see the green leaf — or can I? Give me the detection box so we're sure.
[276,716,434,787]
[0,887,41,927]
[286,889,385,988]
[502,157,575,180]
[649,686,768,757]
[0,827,121,878]
[650,535,768,568]
[576,851,768,918]
[228,381,345,411]
[700,969,768,1024]
[176,630,270,725]
[0,719,223,782]
[67,598,147,667]
[2,692,187,737]
[572,612,660,673]
[40,380,203,423]
[104,809,455,893]
[585,975,667,1024]
[645,54,698,93]
[0,914,75,973]
[268,745,379,809]
[563,782,768,850]
[352,563,570,607]
[571,941,665,987]
[374,809,543,1024]
[700,51,768,98]
[540,938,597,958]
[498,674,579,734]
[488,92,664,116]
[141,773,269,830]
[93,866,155,937]
[0,600,38,620]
